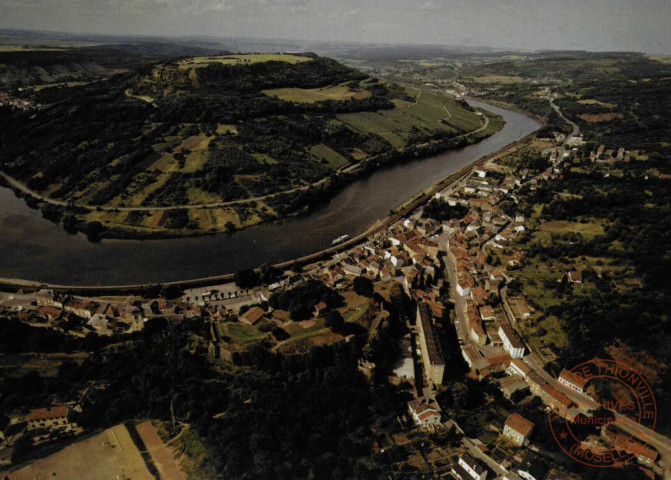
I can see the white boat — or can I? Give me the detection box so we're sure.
[331,234,350,246]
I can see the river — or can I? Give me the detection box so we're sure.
[0,101,539,285]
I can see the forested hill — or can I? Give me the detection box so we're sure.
[0,51,493,239]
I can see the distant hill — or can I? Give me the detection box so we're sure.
[0,47,149,87]
[87,42,231,58]
[0,41,234,88]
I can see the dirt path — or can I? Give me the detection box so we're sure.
[166,424,190,446]
[136,421,186,480]
[124,89,157,108]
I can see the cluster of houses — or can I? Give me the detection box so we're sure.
[1,288,217,336]
[0,91,32,110]
[387,143,663,477]
[588,144,629,163]
[317,217,444,291]
[26,289,144,334]
[0,405,83,465]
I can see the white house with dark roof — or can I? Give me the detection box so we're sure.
[499,324,525,358]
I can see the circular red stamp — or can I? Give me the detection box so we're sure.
[547,358,657,468]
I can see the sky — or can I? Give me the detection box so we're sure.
[1,0,671,53]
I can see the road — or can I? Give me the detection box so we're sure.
[616,419,671,480]
[548,91,580,164]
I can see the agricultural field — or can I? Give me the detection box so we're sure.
[338,87,484,148]
[177,53,312,68]
[576,99,616,108]
[2,424,153,480]
[472,75,526,84]
[0,46,67,52]
[263,83,371,103]
[578,113,623,123]
[310,144,350,169]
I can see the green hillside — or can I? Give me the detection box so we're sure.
[0,52,499,239]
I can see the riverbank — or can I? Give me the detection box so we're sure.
[0,107,504,242]
[0,105,538,294]
[0,100,539,285]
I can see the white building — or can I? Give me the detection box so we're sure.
[499,324,525,358]
[453,453,488,480]
[407,398,441,428]
[503,413,534,446]
[558,369,589,393]
[27,406,70,431]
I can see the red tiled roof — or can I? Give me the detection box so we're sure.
[487,354,512,368]
[543,384,573,410]
[28,406,68,422]
[559,369,589,388]
[241,307,265,325]
[505,413,534,437]
[613,434,659,462]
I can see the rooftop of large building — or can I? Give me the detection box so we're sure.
[417,302,445,367]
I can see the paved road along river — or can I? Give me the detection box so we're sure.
[0,101,540,285]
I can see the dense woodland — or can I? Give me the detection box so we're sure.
[0,288,414,479]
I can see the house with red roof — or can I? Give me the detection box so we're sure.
[503,413,534,446]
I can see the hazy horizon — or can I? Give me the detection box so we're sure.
[1,0,671,54]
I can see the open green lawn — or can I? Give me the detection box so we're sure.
[515,257,565,310]
[521,314,569,353]
[340,299,371,326]
[283,318,326,337]
[221,322,268,344]
[276,329,342,354]
[263,84,371,103]
[252,153,278,165]
[538,220,605,238]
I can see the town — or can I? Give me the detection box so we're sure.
[2,100,667,479]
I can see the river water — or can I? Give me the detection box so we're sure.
[0,101,539,285]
